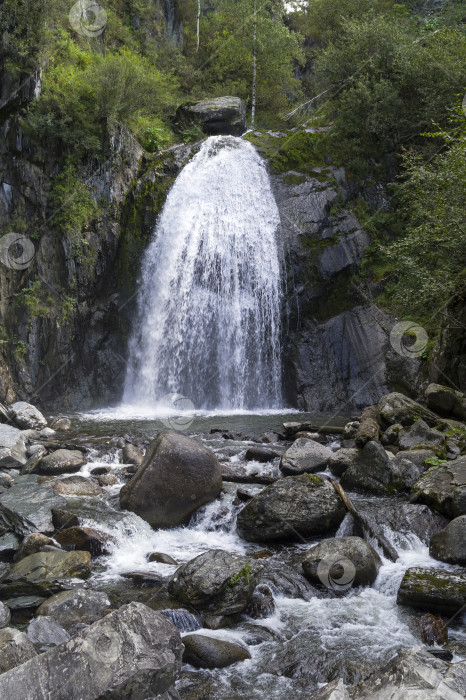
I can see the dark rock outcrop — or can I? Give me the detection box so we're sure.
[176,97,246,136]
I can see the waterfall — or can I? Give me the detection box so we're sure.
[123,135,283,410]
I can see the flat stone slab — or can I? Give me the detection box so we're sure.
[0,476,66,535]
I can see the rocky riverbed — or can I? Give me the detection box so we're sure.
[0,386,465,698]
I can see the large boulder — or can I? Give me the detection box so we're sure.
[302,537,382,589]
[120,431,222,528]
[8,402,47,430]
[0,628,37,675]
[412,457,466,517]
[0,476,66,535]
[328,448,361,477]
[37,449,86,476]
[280,438,333,475]
[340,441,403,494]
[397,567,466,615]
[0,602,183,699]
[429,516,466,565]
[176,96,246,136]
[182,634,251,669]
[169,550,259,616]
[51,476,101,497]
[236,474,345,542]
[347,647,466,699]
[54,526,111,557]
[36,588,110,628]
[26,616,70,648]
[122,443,144,466]
[258,559,320,601]
[398,419,445,451]
[426,383,466,420]
[9,550,91,583]
[378,392,438,427]
[0,425,26,468]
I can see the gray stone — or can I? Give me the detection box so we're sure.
[39,428,55,438]
[0,602,183,698]
[182,634,250,669]
[51,475,100,496]
[37,449,86,475]
[0,476,66,535]
[9,550,91,583]
[0,601,10,629]
[308,679,350,700]
[122,443,144,466]
[9,402,47,430]
[245,583,275,619]
[426,383,466,420]
[302,536,382,588]
[412,457,466,517]
[0,424,26,467]
[378,392,438,427]
[340,441,403,494]
[429,516,466,565]
[176,97,246,136]
[244,447,278,462]
[397,567,466,615]
[0,470,14,488]
[169,549,259,616]
[236,474,345,542]
[14,533,56,562]
[0,627,37,675]
[27,616,70,646]
[148,552,178,565]
[328,448,361,477]
[258,560,320,601]
[36,588,110,628]
[349,647,466,699]
[280,438,333,475]
[50,417,71,431]
[54,526,111,556]
[398,419,445,451]
[120,432,222,528]
[0,532,21,554]
[380,423,403,446]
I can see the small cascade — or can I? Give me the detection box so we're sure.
[159,608,203,633]
[123,135,283,411]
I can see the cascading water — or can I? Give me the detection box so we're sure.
[123,135,283,410]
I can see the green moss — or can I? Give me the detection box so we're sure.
[301,474,324,485]
[244,130,332,174]
[229,561,253,587]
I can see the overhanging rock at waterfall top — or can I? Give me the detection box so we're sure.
[175,97,247,136]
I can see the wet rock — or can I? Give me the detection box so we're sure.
[0,602,183,698]
[342,422,360,440]
[0,470,14,488]
[158,608,203,632]
[429,516,466,565]
[0,532,21,555]
[97,473,118,487]
[349,646,465,699]
[354,405,380,447]
[237,474,345,542]
[280,438,333,475]
[49,417,71,432]
[245,584,275,619]
[9,550,91,583]
[240,623,281,646]
[40,428,56,439]
[148,552,178,565]
[176,96,246,136]
[302,537,382,588]
[260,432,280,443]
[182,634,250,669]
[381,423,403,446]
[51,508,79,530]
[37,449,86,475]
[27,444,44,457]
[169,549,259,616]
[355,501,448,549]
[258,560,320,600]
[54,526,111,557]
[378,392,438,427]
[397,567,466,615]
[244,447,278,462]
[120,432,222,528]
[8,402,47,430]
[398,419,445,451]
[328,448,361,477]
[4,595,46,612]
[426,383,466,420]
[0,425,27,468]
[36,588,110,628]
[51,475,100,497]
[0,601,10,628]
[26,616,70,647]
[392,449,436,469]
[412,457,466,517]
[308,679,349,700]
[20,447,48,475]
[0,476,66,535]
[13,533,56,562]
[340,441,404,494]
[122,443,144,466]
[419,613,448,646]
[0,627,37,674]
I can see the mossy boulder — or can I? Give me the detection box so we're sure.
[429,516,466,565]
[9,551,91,583]
[280,438,333,475]
[426,383,466,421]
[412,457,466,518]
[397,567,466,615]
[236,474,345,542]
[378,392,438,428]
[340,441,404,494]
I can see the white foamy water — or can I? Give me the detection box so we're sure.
[122,135,283,411]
